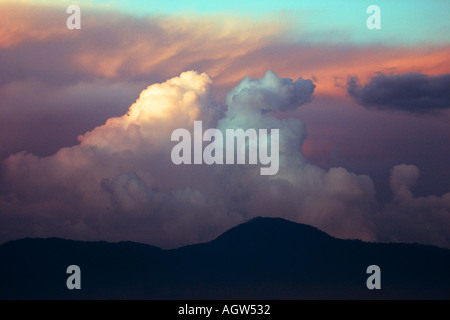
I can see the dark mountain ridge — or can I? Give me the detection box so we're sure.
[1,217,449,299]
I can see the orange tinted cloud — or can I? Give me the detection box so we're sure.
[1,2,448,100]
[1,2,449,249]
[0,2,75,48]
[213,44,450,97]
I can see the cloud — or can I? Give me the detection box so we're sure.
[0,71,233,247]
[0,2,69,49]
[0,3,449,249]
[347,73,450,113]
[0,70,379,248]
[2,2,449,164]
[2,2,449,91]
[0,80,144,160]
[389,164,420,201]
[2,70,447,249]
[377,165,450,246]
[225,70,315,113]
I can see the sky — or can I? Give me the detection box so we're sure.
[25,0,450,44]
[0,0,449,249]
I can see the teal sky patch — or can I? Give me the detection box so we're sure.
[34,0,450,45]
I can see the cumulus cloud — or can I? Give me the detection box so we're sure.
[0,71,449,249]
[377,165,450,246]
[389,164,420,201]
[225,71,315,113]
[0,71,232,247]
[347,73,450,113]
[2,1,449,170]
[0,80,144,160]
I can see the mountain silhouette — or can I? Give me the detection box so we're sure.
[0,217,449,299]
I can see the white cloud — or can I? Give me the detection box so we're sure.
[0,71,448,248]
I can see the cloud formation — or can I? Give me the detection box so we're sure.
[1,2,449,166]
[347,73,450,113]
[1,71,448,249]
[377,165,450,246]
[0,3,448,249]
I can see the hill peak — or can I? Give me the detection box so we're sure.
[210,216,334,248]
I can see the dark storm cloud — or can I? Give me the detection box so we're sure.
[347,73,450,113]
